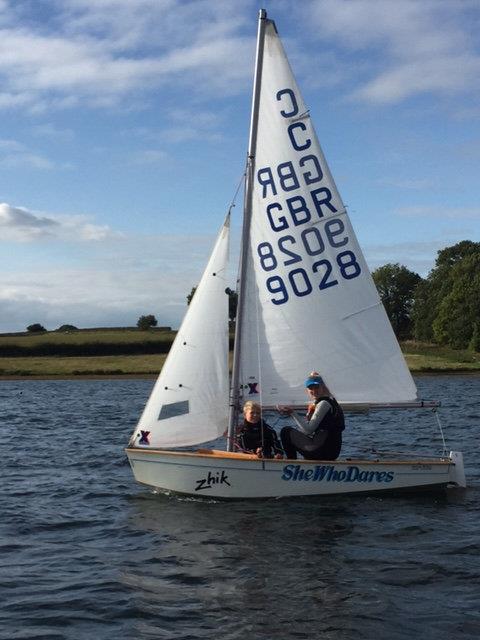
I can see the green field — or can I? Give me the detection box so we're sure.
[0,329,479,377]
[402,341,480,373]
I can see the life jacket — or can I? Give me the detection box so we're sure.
[238,419,282,457]
[307,396,345,432]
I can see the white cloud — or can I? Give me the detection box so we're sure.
[307,0,480,105]
[0,203,118,242]
[0,0,478,113]
[363,239,445,276]
[0,0,254,112]
[0,138,55,169]
[0,230,229,331]
[31,123,74,140]
[123,108,225,146]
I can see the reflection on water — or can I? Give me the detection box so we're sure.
[124,493,359,638]
[0,376,479,639]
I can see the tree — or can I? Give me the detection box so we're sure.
[432,252,480,349]
[57,324,78,332]
[187,286,197,305]
[137,314,158,330]
[469,321,480,353]
[225,288,238,324]
[372,264,421,339]
[413,240,480,348]
[27,323,46,333]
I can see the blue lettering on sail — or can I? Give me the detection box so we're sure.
[276,88,299,117]
[286,196,311,226]
[257,155,323,199]
[288,122,311,151]
[254,86,362,306]
[257,167,277,198]
[258,215,362,305]
[300,154,323,185]
[282,464,395,484]
[267,202,289,232]
[278,161,300,192]
[310,187,337,217]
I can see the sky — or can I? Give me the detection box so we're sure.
[1,0,479,332]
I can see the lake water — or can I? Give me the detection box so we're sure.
[1,376,479,640]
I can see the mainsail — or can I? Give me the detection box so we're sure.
[131,215,230,448]
[237,17,417,406]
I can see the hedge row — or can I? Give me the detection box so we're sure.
[0,336,235,357]
[0,341,174,357]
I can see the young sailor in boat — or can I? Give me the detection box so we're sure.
[236,401,284,459]
[279,373,344,461]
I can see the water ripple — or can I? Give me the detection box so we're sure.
[0,377,479,639]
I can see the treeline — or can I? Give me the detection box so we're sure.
[0,340,174,358]
[0,330,236,358]
[372,240,480,351]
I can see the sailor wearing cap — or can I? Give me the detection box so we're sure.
[279,371,344,460]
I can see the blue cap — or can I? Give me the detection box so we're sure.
[305,375,324,388]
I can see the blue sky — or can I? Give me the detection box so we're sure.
[1,0,479,332]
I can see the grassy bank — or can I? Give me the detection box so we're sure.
[402,341,480,373]
[0,329,479,377]
[0,354,167,377]
[0,328,176,357]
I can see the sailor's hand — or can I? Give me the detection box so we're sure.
[274,453,283,459]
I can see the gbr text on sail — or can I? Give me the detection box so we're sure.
[254,87,362,305]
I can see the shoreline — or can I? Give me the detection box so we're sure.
[1,369,480,381]
[0,373,157,380]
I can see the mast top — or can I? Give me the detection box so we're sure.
[259,9,267,19]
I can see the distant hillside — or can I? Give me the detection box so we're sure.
[0,330,479,377]
[0,327,177,357]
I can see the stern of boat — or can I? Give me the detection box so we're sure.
[448,451,466,488]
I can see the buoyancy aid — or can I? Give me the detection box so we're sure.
[307,396,345,432]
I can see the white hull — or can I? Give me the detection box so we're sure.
[126,448,466,499]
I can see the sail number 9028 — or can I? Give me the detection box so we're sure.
[256,217,361,305]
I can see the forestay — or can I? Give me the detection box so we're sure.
[237,19,417,406]
[131,216,230,448]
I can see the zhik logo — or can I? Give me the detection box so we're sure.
[195,470,231,491]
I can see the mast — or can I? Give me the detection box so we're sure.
[227,9,268,450]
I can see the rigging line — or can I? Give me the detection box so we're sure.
[225,169,247,453]
[254,268,266,469]
[228,169,246,215]
[432,408,448,457]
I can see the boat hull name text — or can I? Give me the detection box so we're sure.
[282,464,395,484]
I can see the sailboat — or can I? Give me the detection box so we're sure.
[125,10,466,498]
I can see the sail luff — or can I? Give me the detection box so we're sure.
[227,9,269,450]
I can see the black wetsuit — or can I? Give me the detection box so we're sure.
[237,419,283,458]
[280,396,344,460]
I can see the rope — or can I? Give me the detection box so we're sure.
[254,267,266,464]
[433,408,448,457]
[228,170,246,215]
[227,169,246,451]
